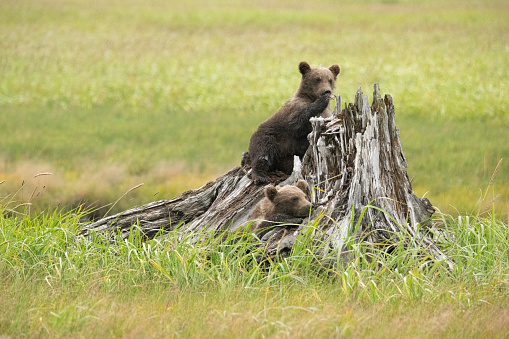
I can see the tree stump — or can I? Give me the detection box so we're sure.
[79,84,448,263]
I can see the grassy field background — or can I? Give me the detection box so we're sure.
[1,1,509,337]
[1,0,508,216]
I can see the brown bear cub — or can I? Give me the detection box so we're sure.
[247,179,311,238]
[249,61,340,184]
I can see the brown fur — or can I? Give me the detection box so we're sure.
[248,179,311,237]
[248,61,340,184]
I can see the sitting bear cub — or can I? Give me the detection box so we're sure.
[249,61,340,184]
[247,179,311,237]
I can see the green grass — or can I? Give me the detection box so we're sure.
[1,203,508,337]
[0,0,508,214]
[1,2,509,335]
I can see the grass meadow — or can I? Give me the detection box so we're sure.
[1,200,509,337]
[1,0,509,337]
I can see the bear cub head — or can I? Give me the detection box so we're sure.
[297,61,340,101]
[264,179,311,218]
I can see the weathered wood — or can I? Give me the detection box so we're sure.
[79,84,448,263]
[301,84,446,262]
[79,167,269,239]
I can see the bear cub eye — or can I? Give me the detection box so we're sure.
[315,77,321,83]
[292,196,299,202]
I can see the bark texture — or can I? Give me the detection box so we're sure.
[79,84,447,262]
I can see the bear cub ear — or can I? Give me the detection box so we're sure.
[264,185,278,201]
[294,179,309,195]
[329,64,340,78]
[299,61,311,76]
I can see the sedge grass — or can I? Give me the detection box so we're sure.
[1,200,508,337]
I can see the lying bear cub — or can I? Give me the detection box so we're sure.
[248,61,340,184]
[247,179,311,238]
